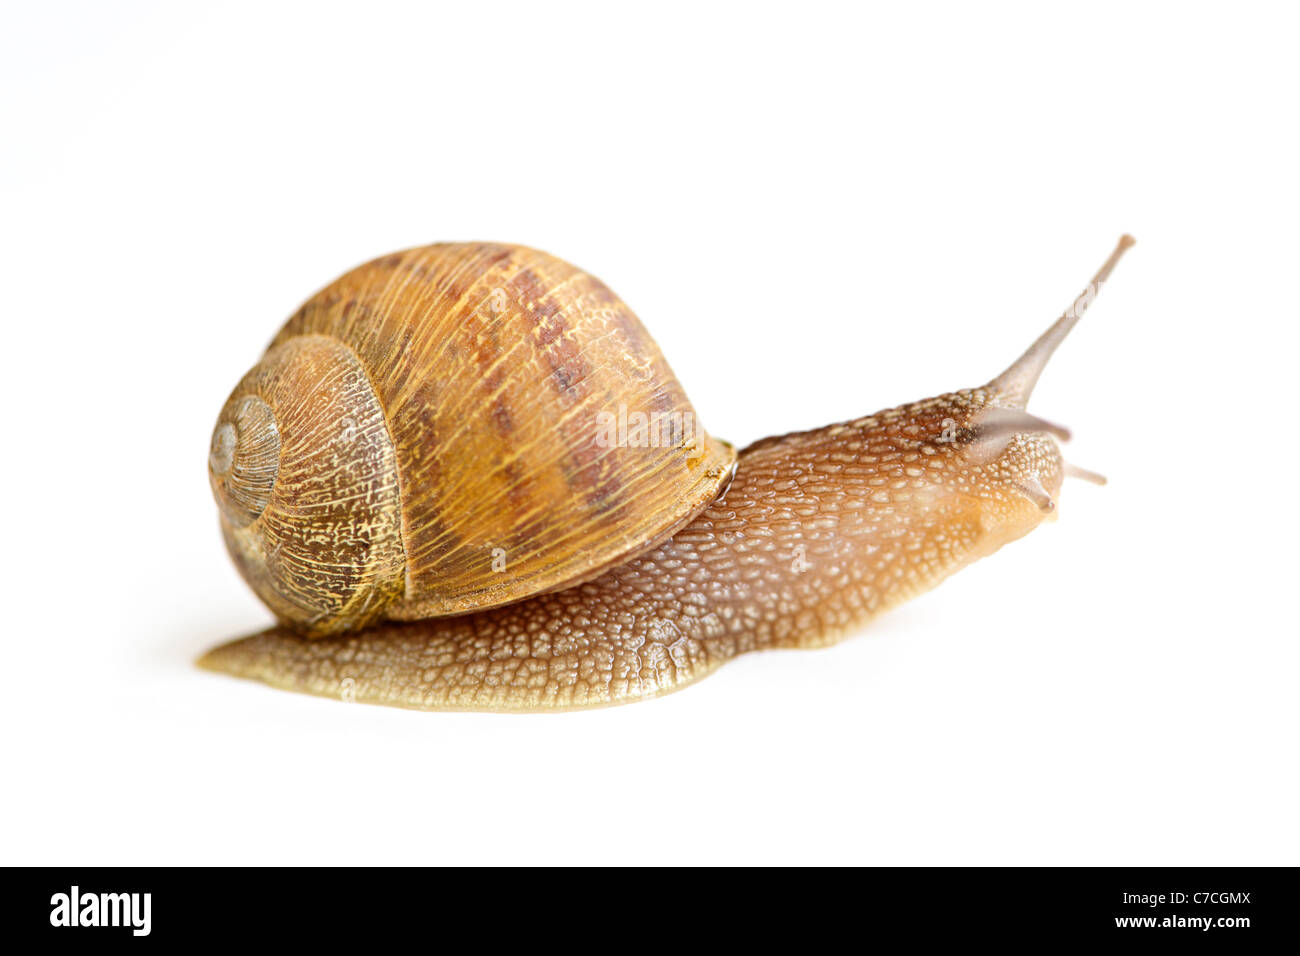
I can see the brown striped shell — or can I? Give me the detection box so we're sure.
[209,243,736,635]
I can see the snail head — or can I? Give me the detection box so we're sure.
[913,236,1133,540]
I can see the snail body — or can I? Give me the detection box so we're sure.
[202,238,1134,711]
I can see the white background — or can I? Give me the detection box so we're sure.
[3,2,1297,865]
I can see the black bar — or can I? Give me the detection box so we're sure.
[13,867,1296,944]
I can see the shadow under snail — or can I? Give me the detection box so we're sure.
[201,236,1134,711]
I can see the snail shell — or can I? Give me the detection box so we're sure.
[209,243,736,634]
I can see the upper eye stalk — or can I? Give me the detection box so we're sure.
[988,234,1136,409]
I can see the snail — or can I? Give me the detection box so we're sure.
[201,236,1134,711]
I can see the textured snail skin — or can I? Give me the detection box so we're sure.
[200,237,1132,711]
[201,387,1064,710]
